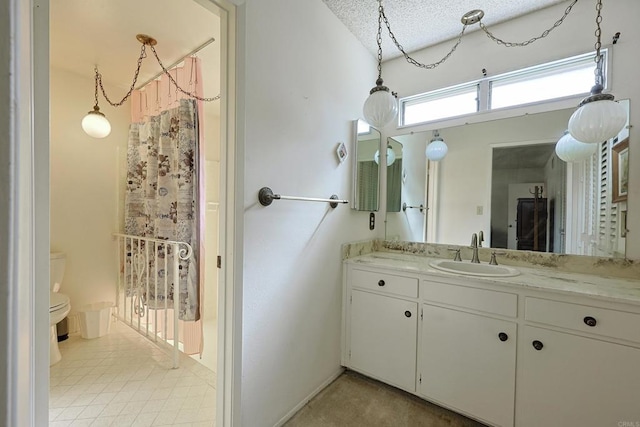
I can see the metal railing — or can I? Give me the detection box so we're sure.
[113,233,193,368]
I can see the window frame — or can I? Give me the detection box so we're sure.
[397,49,611,128]
[399,81,480,127]
[488,49,609,111]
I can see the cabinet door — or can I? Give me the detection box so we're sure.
[421,304,516,427]
[517,326,640,426]
[349,290,418,392]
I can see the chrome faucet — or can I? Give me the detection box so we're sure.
[470,233,480,264]
[478,230,484,248]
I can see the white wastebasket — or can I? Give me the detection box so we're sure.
[78,302,113,339]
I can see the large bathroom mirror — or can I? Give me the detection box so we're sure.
[386,100,630,258]
[352,120,381,211]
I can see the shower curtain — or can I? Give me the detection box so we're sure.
[125,99,199,320]
[125,57,205,354]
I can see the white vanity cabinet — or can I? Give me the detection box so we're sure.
[343,258,640,427]
[345,268,419,392]
[421,306,517,427]
[516,298,640,426]
[420,279,518,427]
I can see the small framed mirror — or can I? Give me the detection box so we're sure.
[352,119,381,211]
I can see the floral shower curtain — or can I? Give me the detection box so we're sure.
[125,99,199,321]
[124,57,206,354]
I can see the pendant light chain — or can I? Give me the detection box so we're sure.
[380,1,468,70]
[479,0,578,47]
[95,40,221,108]
[377,0,577,71]
[93,67,100,109]
[148,44,221,102]
[376,1,384,81]
[97,44,148,107]
[593,0,604,86]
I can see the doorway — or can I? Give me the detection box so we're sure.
[490,143,565,253]
[40,0,237,425]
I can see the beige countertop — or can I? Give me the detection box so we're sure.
[345,251,640,306]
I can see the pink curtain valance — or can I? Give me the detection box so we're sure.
[131,56,204,123]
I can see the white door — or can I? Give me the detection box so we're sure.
[349,290,418,392]
[421,305,516,427]
[517,326,640,426]
[507,183,544,249]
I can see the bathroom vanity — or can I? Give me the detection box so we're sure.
[341,251,640,427]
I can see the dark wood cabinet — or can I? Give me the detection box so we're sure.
[516,198,547,251]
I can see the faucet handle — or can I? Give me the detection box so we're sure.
[448,248,462,261]
[489,251,506,265]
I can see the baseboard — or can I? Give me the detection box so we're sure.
[273,367,345,427]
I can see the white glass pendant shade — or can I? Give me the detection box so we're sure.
[425,138,448,161]
[568,99,626,144]
[555,131,596,163]
[82,108,111,138]
[363,88,398,129]
[374,146,396,166]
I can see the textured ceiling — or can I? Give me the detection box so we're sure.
[322,0,567,60]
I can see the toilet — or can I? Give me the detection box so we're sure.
[50,252,71,366]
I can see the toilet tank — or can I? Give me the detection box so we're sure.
[50,252,66,292]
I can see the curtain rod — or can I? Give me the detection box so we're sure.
[135,37,216,90]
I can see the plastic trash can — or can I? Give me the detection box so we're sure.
[78,302,113,339]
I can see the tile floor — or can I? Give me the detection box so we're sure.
[49,322,216,426]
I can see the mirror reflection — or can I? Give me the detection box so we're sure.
[386,101,629,258]
[352,120,380,211]
[386,138,403,213]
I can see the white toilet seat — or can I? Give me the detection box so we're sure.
[50,292,70,312]
[50,292,70,325]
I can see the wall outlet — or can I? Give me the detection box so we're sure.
[476,206,483,215]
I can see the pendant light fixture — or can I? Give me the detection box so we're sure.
[362,1,579,129]
[81,68,112,138]
[374,144,397,166]
[425,130,447,162]
[363,0,397,129]
[568,0,626,144]
[83,34,220,138]
[555,131,597,163]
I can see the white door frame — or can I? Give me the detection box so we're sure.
[203,1,243,425]
[3,0,242,425]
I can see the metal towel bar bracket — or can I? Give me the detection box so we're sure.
[258,187,348,209]
[402,202,426,213]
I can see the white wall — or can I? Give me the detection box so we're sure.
[238,0,378,424]
[50,67,129,318]
[383,0,640,258]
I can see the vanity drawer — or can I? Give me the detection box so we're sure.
[525,297,640,343]
[422,280,517,317]
[350,268,418,298]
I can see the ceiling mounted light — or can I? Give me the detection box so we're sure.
[555,131,597,163]
[568,0,626,144]
[425,130,447,162]
[374,144,396,166]
[83,34,220,139]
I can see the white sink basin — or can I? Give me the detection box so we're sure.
[429,260,520,277]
